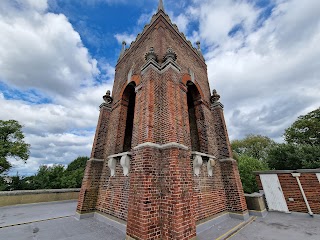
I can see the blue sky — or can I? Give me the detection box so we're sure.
[0,0,319,175]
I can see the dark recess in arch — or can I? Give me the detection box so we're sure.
[123,83,136,152]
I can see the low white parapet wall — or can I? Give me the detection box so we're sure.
[0,189,80,207]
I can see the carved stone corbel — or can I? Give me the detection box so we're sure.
[193,155,203,176]
[108,158,117,177]
[120,154,131,176]
[207,158,216,177]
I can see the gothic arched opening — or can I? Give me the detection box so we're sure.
[122,83,136,152]
[187,81,201,152]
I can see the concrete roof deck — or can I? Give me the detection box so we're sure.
[0,201,319,240]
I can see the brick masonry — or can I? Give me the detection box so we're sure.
[256,172,320,214]
[77,8,247,240]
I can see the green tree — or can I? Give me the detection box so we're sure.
[267,144,320,170]
[0,120,30,173]
[238,155,269,193]
[65,156,88,172]
[62,156,88,188]
[32,165,65,189]
[0,176,7,191]
[284,108,320,145]
[231,134,276,161]
[61,169,85,188]
[6,173,30,191]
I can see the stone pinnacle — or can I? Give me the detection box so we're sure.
[158,0,164,12]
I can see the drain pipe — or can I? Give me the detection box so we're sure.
[291,173,313,216]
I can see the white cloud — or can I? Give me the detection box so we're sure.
[171,13,189,33]
[0,0,99,97]
[0,0,114,175]
[191,0,320,141]
[114,33,137,45]
[0,81,113,175]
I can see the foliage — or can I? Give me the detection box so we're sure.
[31,165,65,189]
[0,176,6,191]
[267,144,320,170]
[65,156,88,172]
[284,108,320,146]
[61,156,89,188]
[238,155,269,193]
[0,120,30,174]
[231,134,276,161]
[0,156,89,191]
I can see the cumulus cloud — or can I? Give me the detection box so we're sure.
[0,0,99,97]
[187,0,320,141]
[0,0,114,175]
[114,33,137,46]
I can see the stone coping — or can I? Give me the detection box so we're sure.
[0,188,81,196]
[108,152,132,159]
[244,193,264,198]
[191,151,216,159]
[254,169,320,174]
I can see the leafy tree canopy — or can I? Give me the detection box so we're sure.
[0,120,30,174]
[284,108,320,145]
[238,155,269,193]
[66,156,88,172]
[231,134,276,161]
[267,144,320,170]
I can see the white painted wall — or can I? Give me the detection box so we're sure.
[316,173,320,183]
[260,174,289,213]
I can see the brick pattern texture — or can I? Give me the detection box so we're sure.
[77,10,247,239]
[257,173,320,214]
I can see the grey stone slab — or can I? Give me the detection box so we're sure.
[197,216,243,240]
[230,212,320,240]
[0,201,77,227]
[229,212,250,221]
[94,212,126,233]
[196,213,230,234]
[0,216,125,240]
[249,209,268,218]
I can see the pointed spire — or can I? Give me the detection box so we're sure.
[158,0,165,12]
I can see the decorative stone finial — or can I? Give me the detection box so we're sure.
[118,41,127,61]
[196,41,201,51]
[196,41,204,58]
[163,47,177,62]
[210,89,220,103]
[103,90,113,104]
[145,47,158,61]
[158,0,164,12]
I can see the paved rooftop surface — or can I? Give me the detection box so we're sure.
[230,212,320,240]
[0,201,319,240]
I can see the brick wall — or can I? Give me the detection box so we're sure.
[193,160,227,222]
[77,160,103,213]
[78,10,247,240]
[256,172,320,214]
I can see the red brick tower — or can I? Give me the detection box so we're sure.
[77,1,248,239]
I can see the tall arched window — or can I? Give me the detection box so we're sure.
[187,81,201,152]
[123,83,136,152]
